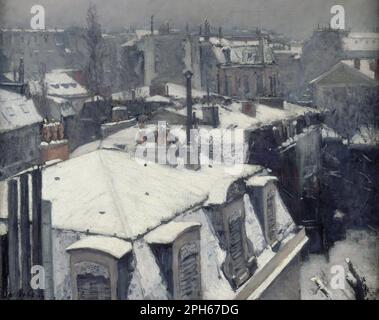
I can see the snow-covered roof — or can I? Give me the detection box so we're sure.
[165,99,315,130]
[43,149,261,240]
[146,95,171,103]
[166,83,207,99]
[206,37,275,65]
[246,176,278,187]
[66,236,132,259]
[145,221,201,244]
[310,61,379,86]
[134,29,159,40]
[0,88,42,133]
[44,70,88,99]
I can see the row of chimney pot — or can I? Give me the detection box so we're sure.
[42,122,65,143]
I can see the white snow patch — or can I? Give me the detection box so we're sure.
[66,236,132,259]
[243,194,267,255]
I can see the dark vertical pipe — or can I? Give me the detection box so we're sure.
[32,168,43,299]
[20,173,31,297]
[0,233,8,298]
[0,233,2,297]
[7,179,20,298]
[184,70,193,146]
[0,233,4,297]
[150,15,154,35]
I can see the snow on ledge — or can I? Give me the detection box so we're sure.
[145,221,201,244]
[66,236,132,259]
[246,176,278,187]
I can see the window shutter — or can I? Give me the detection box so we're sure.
[267,191,277,243]
[178,243,200,299]
[229,215,245,274]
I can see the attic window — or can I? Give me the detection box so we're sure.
[146,222,201,300]
[51,84,60,89]
[62,84,70,89]
[70,83,77,88]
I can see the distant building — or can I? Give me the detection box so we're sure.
[29,69,90,158]
[121,30,202,90]
[300,29,379,98]
[0,88,42,179]
[200,35,279,100]
[310,61,379,140]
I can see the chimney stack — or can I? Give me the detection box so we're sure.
[204,19,210,41]
[184,70,200,170]
[222,47,231,64]
[151,15,154,35]
[184,70,193,146]
[18,57,24,84]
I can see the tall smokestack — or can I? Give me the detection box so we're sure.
[204,19,210,41]
[184,70,193,146]
[7,179,20,298]
[151,15,154,35]
[184,70,200,170]
[18,57,24,84]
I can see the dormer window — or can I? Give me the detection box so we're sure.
[145,221,201,300]
[66,236,133,300]
[247,176,279,246]
[205,179,256,289]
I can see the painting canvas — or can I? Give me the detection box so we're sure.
[0,0,378,303]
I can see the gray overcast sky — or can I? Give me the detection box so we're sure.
[1,0,378,39]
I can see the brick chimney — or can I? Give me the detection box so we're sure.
[41,121,69,163]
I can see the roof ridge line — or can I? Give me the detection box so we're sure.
[97,150,134,239]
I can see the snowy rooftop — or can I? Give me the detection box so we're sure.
[165,100,315,130]
[309,61,379,86]
[43,149,262,240]
[145,221,201,244]
[0,88,42,133]
[247,176,278,187]
[66,235,132,259]
[29,70,88,99]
